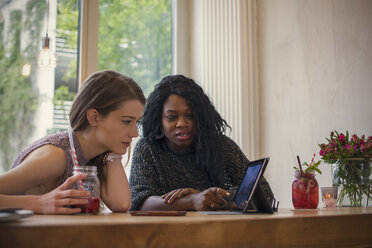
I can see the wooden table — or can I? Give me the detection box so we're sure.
[1,207,372,248]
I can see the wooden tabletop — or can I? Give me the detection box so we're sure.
[1,207,372,248]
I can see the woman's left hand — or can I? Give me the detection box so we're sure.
[162,188,200,204]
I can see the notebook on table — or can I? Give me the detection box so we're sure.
[199,157,279,215]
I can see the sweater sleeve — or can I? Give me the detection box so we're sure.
[129,139,162,210]
[221,136,250,193]
[221,136,274,202]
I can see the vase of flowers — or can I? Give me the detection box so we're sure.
[319,131,372,207]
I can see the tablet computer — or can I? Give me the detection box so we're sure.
[233,157,270,213]
[199,157,278,215]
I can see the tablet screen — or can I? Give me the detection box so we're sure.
[233,159,266,209]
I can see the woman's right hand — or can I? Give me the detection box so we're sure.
[190,187,230,211]
[32,174,90,214]
[162,188,200,204]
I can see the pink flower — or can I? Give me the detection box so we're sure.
[339,134,346,144]
[319,131,372,160]
[367,141,372,150]
[361,144,367,152]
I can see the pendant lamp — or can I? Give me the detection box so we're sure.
[37,0,57,69]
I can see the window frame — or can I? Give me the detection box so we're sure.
[78,0,99,84]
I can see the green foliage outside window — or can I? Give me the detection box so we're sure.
[0,1,45,171]
[98,0,172,95]
[53,85,75,104]
[58,0,172,96]
[57,0,79,82]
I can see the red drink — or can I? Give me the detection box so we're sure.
[72,165,100,214]
[292,172,319,209]
[78,197,100,214]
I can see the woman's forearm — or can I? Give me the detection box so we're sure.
[140,195,195,211]
[101,162,131,212]
[0,194,38,211]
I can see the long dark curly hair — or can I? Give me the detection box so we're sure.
[142,75,231,185]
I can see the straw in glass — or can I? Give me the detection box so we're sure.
[296,155,304,174]
[68,128,84,190]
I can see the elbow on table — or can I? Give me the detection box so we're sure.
[109,200,131,212]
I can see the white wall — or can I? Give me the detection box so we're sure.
[257,0,372,207]
[173,0,259,159]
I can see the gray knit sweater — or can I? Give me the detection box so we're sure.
[129,135,274,210]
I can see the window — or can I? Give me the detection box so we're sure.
[0,0,79,172]
[97,0,172,96]
[0,0,172,173]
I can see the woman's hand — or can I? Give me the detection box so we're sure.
[162,188,200,204]
[32,174,90,214]
[190,187,230,211]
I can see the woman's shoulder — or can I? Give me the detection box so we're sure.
[133,137,162,154]
[32,131,71,154]
[217,135,247,159]
[28,131,70,148]
[11,131,69,169]
[134,137,156,149]
[217,135,239,147]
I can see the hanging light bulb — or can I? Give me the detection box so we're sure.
[37,0,57,69]
[37,35,57,69]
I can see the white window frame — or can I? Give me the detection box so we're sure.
[78,0,99,84]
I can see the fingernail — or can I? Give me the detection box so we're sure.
[226,192,230,196]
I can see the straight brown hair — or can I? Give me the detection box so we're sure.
[70,70,146,131]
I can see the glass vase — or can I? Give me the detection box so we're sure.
[292,171,319,209]
[332,158,372,207]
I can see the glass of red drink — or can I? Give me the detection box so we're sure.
[292,171,319,209]
[78,197,101,214]
[72,165,100,214]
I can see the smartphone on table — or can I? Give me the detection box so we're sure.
[130,210,187,216]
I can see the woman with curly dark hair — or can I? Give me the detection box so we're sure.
[129,75,273,211]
